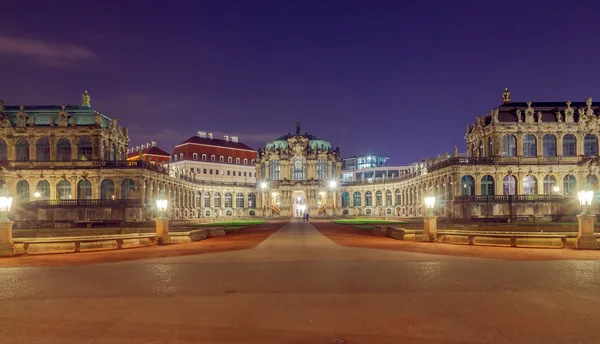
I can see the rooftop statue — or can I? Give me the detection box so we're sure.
[502,88,511,104]
[82,90,91,107]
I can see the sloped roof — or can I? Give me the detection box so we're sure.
[178,136,255,151]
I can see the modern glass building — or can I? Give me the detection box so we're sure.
[342,155,388,170]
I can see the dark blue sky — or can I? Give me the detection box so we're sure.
[1,0,599,164]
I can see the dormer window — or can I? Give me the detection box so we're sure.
[211,155,215,162]
[228,157,232,163]
[202,154,207,161]
[236,157,240,164]
[219,156,224,163]
[179,153,184,160]
[243,158,248,165]
[193,153,198,160]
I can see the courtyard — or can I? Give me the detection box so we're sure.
[1,219,600,343]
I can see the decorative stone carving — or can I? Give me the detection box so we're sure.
[453,146,458,157]
[82,90,91,107]
[58,105,68,127]
[27,115,35,126]
[491,109,499,123]
[94,112,102,126]
[556,110,563,122]
[516,109,522,122]
[537,111,543,123]
[565,101,574,123]
[49,115,56,126]
[16,106,26,127]
[525,102,535,123]
[69,115,76,126]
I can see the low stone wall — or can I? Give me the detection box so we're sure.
[170,229,211,244]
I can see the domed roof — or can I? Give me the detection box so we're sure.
[265,123,332,151]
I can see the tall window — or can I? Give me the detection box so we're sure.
[481,175,494,196]
[193,153,198,160]
[584,134,598,156]
[236,193,244,208]
[248,193,256,208]
[317,159,328,180]
[341,192,350,208]
[56,138,71,161]
[478,140,484,158]
[563,175,576,196]
[110,143,116,161]
[121,179,136,199]
[243,158,248,165]
[16,180,29,203]
[78,137,92,160]
[35,138,50,161]
[211,155,215,162]
[375,190,383,206]
[487,137,493,157]
[365,191,373,206]
[36,180,50,199]
[224,193,232,208]
[502,134,516,157]
[503,175,516,195]
[386,190,392,206]
[395,189,401,205]
[219,156,224,163]
[213,192,221,208]
[101,141,106,160]
[542,134,556,157]
[270,160,280,180]
[0,139,6,160]
[563,134,577,156]
[461,175,475,196]
[100,179,115,199]
[523,134,537,157]
[57,180,71,199]
[586,174,598,190]
[353,192,361,207]
[204,192,211,207]
[202,154,207,161]
[523,175,537,195]
[77,179,92,199]
[543,175,556,194]
[292,157,305,180]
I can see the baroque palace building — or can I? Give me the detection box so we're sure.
[1,89,598,223]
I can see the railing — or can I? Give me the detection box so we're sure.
[454,195,567,203]
[20,199,144,208]
[0,160,171,175]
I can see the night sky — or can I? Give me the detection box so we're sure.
[1,1,598,164]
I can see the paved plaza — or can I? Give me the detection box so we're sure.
[1,220,600,343]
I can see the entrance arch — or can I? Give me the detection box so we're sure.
[292,191,306,217]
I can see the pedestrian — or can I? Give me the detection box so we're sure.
[303,212,307,222]
[306,212,310,222]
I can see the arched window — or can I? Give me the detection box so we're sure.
[16,180,29,203]
[478,140,484,158]
[481,175,494,196]
[584,134,598,156]
[248,193,256,208]
[353,192,361,207]
[35,138,50,161]
[204,192,211,207]
[16,138,30,161]
[100,179,114,199]
[243,158,248,165]
[586,174,598,190]
[523,134,537,157]
[542,134,556,157]
[224,193,232,208]
[292,157,305,180]
[180,153,184,160]
[386,190,392,206]
[202,154,207,161]
[470,143,476,157]
[219,156,224,163]
[77,179,92,199]
[503,175,516,195]
[270,160,280,180]
[77,137,92,160]
[236,193,244,208]
[523,175,537,195]
[563,175,576,196]
[395,189,401,205]
[251,159,255,165]
[375,190,383,206]
[0,139,6,161]
[461,175,475,196]
[121,179,135,199]
[365,191,373,206]
[487,137,493,157]
[110,143,116,161]
[211,155,215,162]
[317,158,328,180]
[236,157,240,164]
[341,192,350,208]
[213,192,221,208]
[56,138,71,161]
[502,134,517,157]
[193,153,198,160]
[36,180,50,199]
[57,180,71,199]
[543,175,556,194]
[562,134,577,156]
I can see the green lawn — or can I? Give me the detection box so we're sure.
[196,220,265,227]
[331,219,410,225]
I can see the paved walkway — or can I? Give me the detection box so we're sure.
[1,219,600,343]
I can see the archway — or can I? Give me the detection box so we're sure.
[292,191,306,217]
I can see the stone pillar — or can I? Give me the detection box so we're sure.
[71,140,78,160]
[576,215,598,249]
[155,218,171,245]
[0,221,15,256]
[422,216,438,242]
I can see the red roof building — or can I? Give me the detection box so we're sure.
[127,142,171,165]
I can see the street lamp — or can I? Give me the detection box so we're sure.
[0,187,13,222]
[34,192,40,199]
[329,180,337,189]
[578,190,594,215]
[0,185,14,256]
[155,198,171,245]
[553,186,560,194]
[422,196,437,242]
[424,196,436,216]
[156,199,168,219]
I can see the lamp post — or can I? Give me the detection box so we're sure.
[576,190,597,249]
[328,180,337,216]
[0,185,15,256]
[155,198,171,245]
[422,196,437,242]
